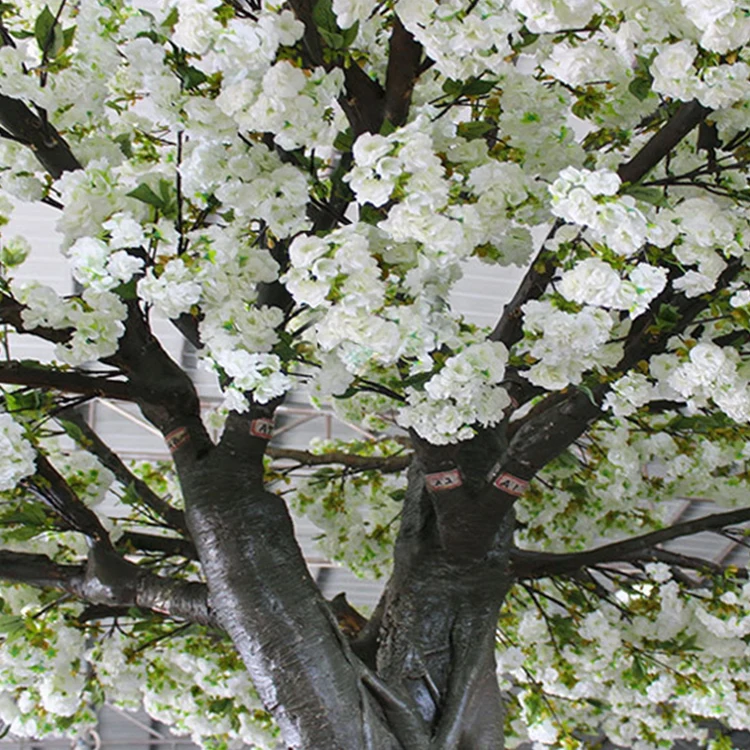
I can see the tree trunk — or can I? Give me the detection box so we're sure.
[179,413,515,749]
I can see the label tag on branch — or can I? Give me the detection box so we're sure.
[425,468,463,492]
[492,471,528,497]
[250,418,274,440]
[166,427,190,454]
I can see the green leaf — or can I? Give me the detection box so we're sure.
[379,118,396,136]
[628,75,652,102]
[112,277,138,301]
[462,77,497,96]
[178,64,207,90]
[623,185,668,206]
[318,27,345,49]
[59,419,88,447]
[442,78,463,97]
[34,5,64,58]
[312,0,338,33]
[341,20,359,47]
[114,133,133,158]
[127,182,164,209]
[0,614,24,638]
[333,129,354,152]
[457,121,494,141]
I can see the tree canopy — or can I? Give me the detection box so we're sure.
[0,0,748,748]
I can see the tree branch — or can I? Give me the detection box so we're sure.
[512,504,750,579]
[118,531,197,560]
[383,16,422,128]
[58,408,190,536]
[488,99,712,363]
[106,302,212,462]
[29,454,112,545]
[0,293,71,343]
[0,94,82,177]
[0,361,133,401]
[0,547,215,626]
[267,445,412,473]
[617,100,711,185]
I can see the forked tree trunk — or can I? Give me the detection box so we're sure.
[181,415,515,749]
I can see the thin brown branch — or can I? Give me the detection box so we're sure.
[58,408,190,536]
[267,445,412,473]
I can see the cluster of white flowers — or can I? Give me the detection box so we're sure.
[12,282,127,366]
[397,342,511,443]
[501,570,750,749]
[0,588,95,739]
[652,40,750,108]
[0,414,35,491]
[664,343,750,423]
[397,0,519,80]
[549,167,678,256]
[211,350,292,408]
[219,62,346,151]
[558,257,667,318]
[181,138,312,239]
[0,586,276,749]
[510,0,600,33]
[519,301,620,390]
[68,238,144,293]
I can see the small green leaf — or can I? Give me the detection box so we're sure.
[628,75,652,102]
[457,121,494,140]
[442,78,463,97]
[318,27,344,49]
[112,277,138,300]
[35,5,65,58]
[462,77,497,96]
[333,129,354,152]
[312,0,338,32]
[341,20,359,47]
[127,183,164,209]
[623,185,667,206]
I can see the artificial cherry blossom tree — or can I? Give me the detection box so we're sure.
[0,0,748,747]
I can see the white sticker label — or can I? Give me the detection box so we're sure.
[425,469,463,492]
[492,472,528,497]
[250,418,274,439]
[165,427,190,454]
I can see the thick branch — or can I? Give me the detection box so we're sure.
[58,408,189,536]
[512,504,750,579]
[30,454,112,545]
[118,531,197,561]
[0,294,71,343]
[0,548,214,626]
[287,0,385,135]
[0,549,82,590]
[0,94,82,177]
[383,17,422,128]
[489,99,711,357]
[0,361,133,401]
[107,302,212,461]
[617,100,711,185]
